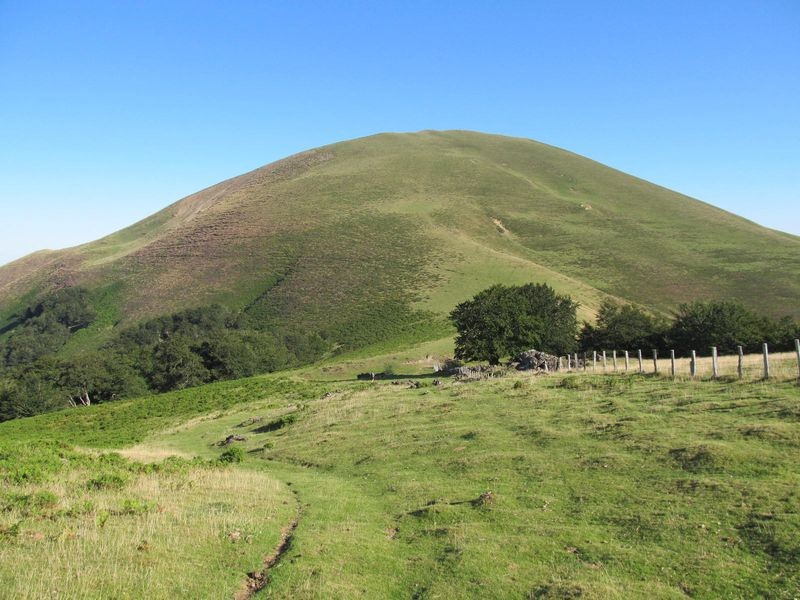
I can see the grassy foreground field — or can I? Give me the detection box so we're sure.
[1,370,799,598]
[0,445,295,599]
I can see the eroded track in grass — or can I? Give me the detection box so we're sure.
[235,499,301,600]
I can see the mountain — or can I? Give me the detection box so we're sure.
[1,130,798,353]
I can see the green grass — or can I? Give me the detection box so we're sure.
[249,376,800,598]
[0,375,324,448]
[0,441,296,599]
[4,368,797,598]
[304,336,456,381]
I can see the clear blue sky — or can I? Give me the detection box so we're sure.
[1,1,798,266]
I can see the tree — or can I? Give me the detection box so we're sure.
[668,301,762,355]
[197,330,259,380]
[1,322,70,366]
[38,287,96,331]
[579,301,666,352]
[149,337,209,392]
[0,360,63,420]
[450,283,578,365]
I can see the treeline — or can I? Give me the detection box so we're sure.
[0,289,328,421]
[450,284,799,366]
[579,300,799,356]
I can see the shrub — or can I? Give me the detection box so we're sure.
[0,521,21,540]
[87,472,130,490]
[2,490,59,514]
[65,500,95,517]
[116,498,156,515]
[218,446,245,464]
[0,441,79,484]
[96,510,110,528]
[383,362,399,376]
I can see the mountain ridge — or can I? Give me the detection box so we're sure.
[8,129,797,269]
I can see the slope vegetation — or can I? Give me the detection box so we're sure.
[1,131,798,355]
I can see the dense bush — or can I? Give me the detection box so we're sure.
[668,301,764,355]
[579,301,667,353]
[218,446,245,464]
[450,283,578,364]
[760,315,800,352]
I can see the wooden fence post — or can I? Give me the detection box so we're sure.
[711,347,718,378]
[763,343,770,379]
[557,357,562,371]
[637,349,643,373]
[795,339,800,379]
[737,346,744,379]
[575,353,579,372]
[690,350,697,377]
[593,351,597,371]
[583,353,587,371]
[612,350,617,371]
[652,349,659,374]
[624,350,629,372]
[670,350,676,377]
[567,354,571,370]
[602,350,607,371]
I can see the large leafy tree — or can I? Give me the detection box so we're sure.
[450,283,578,364]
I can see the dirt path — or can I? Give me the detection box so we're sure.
[112,440,302,600]
[234,502,301,600]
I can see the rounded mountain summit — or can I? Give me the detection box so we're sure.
[1,130,798,350]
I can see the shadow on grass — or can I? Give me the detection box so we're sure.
[312,372,448,384]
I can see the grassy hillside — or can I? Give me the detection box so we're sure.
[2,131,798,356]
[1,369,798,598]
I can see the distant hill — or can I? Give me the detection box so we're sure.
[1,130,798,354]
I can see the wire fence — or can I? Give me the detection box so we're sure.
[559,340,800,382]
